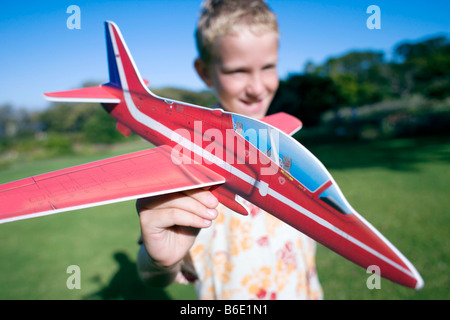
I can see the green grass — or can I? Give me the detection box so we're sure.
[305,136,450,299]
[0,137,449,299]
[0,139,196,300]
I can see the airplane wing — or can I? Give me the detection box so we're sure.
[261,112,302,136]
[0,145,225,224]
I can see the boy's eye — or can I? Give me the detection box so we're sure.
[226,68,247,74]
[263,64,276,71]
[221,64,276,75]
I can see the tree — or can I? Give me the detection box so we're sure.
[82,107,125,143]
[393,36,450,99]
[305,51,389,106]
[269,74,341,127]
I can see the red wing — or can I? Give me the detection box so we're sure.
[261,112,303,136]
[0,145,225,224]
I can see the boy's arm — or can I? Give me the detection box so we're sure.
[136,189,219,287]
[137,243,180,287]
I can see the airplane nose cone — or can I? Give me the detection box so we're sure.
[415,275,424,290]
[342,211,424,290]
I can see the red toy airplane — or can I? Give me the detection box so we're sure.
[0,21,423,290]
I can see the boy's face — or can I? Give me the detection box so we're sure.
[196,29,279,119]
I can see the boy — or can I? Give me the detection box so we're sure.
[137,0,322,299]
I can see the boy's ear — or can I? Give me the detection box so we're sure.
[194,58,214,87]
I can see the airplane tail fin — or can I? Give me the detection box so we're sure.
[43,21,151,104]
[104,21,122,89]
[103,21,151,95]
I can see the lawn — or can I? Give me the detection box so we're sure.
[304,136,450,299]
[0,136,448,299]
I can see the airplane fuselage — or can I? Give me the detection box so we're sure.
[1,21,421,291]
[101,79,420,289]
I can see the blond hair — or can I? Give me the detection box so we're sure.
[195,0,279,65]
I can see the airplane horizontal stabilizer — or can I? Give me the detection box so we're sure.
[43,85,121,104]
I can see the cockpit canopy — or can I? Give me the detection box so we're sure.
[232,114,354,215]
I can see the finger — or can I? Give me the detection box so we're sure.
[137,188,216,211]
[178,190,218,221]
[182,189,219,209]
[141,207,212,231]
[138,190,219,220]
[150,195,218,222]
[136,193,179,212]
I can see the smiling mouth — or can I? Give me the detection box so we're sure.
[240,99,264,109]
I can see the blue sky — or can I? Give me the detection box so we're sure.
[0,0,448,110]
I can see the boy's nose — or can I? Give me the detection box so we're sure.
[245,73,265,98]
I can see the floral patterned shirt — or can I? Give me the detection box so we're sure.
[177,198,323,300]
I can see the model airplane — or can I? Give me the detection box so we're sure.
[0,21,423,290]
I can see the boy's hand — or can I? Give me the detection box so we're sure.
[137,189,219,268]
